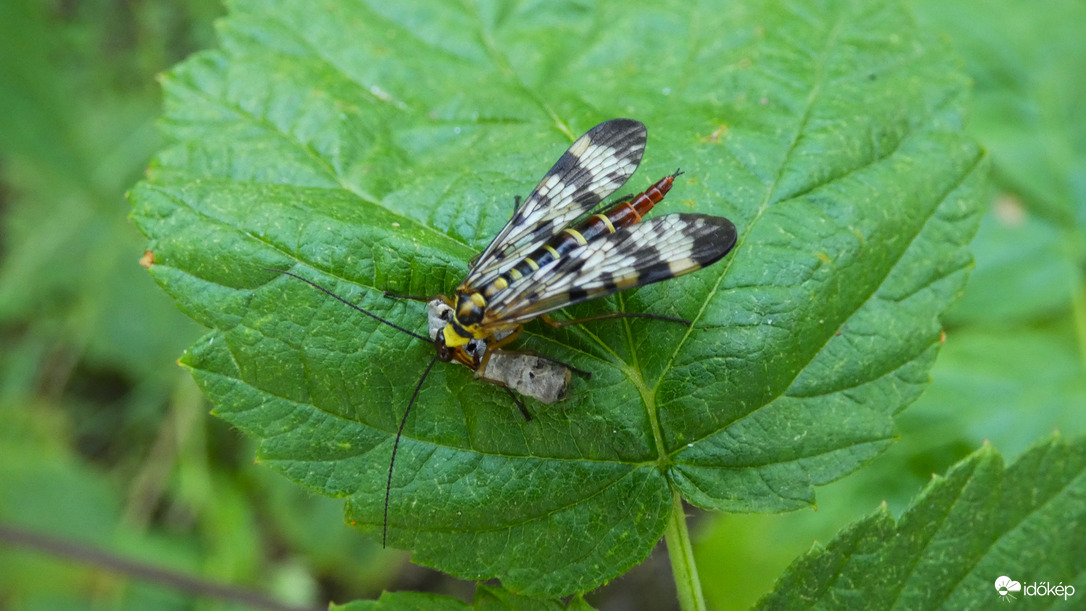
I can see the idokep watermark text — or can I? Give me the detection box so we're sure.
[995,576,1075,602]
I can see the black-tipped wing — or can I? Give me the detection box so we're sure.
[463,119,647,290]
[482,214,738,326]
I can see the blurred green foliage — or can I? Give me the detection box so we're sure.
[0,1,401,609]
[0,0,1082,610]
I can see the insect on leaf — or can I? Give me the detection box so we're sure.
[130,0,986,598]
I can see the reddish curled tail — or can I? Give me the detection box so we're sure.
[603,169,683,229]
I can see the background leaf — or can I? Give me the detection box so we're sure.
[904,0,1086,458]
[754,434,1086,609]
[129,0,985,597]
[334,584,595,610]
[335,591,471,610]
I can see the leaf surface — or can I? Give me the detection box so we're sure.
[130,0,985,596]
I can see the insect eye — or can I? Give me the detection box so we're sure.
[435,335,454,362]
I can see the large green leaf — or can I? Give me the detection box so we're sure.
[754,434,1086,609]
[130,0,985,597]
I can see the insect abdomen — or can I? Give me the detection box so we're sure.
[549,171,678,254]
[599,171,678,231]
[482,172,680,299]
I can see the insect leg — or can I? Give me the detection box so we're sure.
[484,324,591,377]
[485,325,523,352]
[503,386,533,421]
[541,312,691,328]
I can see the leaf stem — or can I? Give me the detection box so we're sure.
[1072,272,1086,377]
[665,487,705,611]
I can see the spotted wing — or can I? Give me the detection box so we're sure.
[463,119,647,290]
[481,214,738,326]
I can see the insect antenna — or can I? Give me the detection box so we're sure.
[264,268,429,342]
[384,354,439,547]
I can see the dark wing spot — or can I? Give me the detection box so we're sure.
[690,215,737,265]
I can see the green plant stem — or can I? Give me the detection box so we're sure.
[1073,272,1086,378]
[665,487,705,611]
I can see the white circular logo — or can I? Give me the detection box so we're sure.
[994,576,1022,598]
